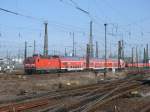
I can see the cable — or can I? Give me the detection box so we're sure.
[0,6,90,33]
[94,0,148,39]
[0,3,102,38]
[0,7,18,15]
[0,6,89,32]
[60,0,104,25]
[0,7,44,22]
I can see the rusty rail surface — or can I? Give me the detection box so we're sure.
[139,102,150,112]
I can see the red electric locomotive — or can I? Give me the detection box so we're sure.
[24,55,61,74]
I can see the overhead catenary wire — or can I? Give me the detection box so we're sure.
[0,7,89,35]
[60,0,105,25]
[69,0,89,15]
[94,0,150,42]
[1,3,149,38]
[0,2,107,35]
[67,0,121,40]
[1,5,142,46]
[0,7,44,22]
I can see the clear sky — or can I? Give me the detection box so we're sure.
[0,0,150,58]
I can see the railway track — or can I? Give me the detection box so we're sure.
[47,80,142,112]
[0,72,149,112]
[140,104,150,112]
[0,80,117,112]
[127,69,150,75]
[81,83,143,112]
[39,76,150,112]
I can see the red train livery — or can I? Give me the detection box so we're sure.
[24,55,125,74]
[127,63,150,68]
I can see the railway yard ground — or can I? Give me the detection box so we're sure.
[0,71,150,112]
[0,71,126,101]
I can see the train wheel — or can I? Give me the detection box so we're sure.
[25,70,32,75]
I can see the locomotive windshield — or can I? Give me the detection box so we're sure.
[24,57,35,64]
